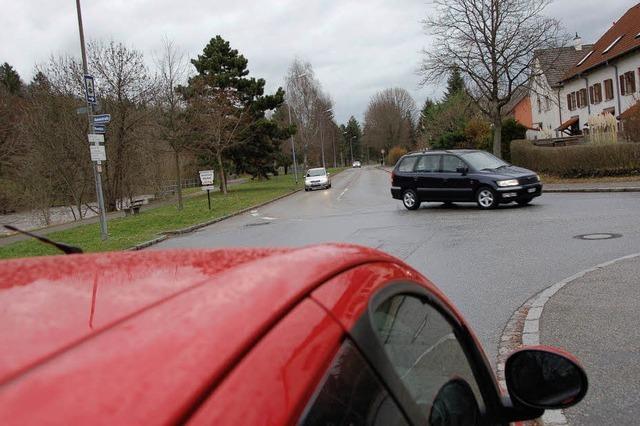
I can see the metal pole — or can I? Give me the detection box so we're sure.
[286,103,299,184]
[320,123,326,169]
[207,189,211,210]
[76,0,108,240]
[350,137,354,164]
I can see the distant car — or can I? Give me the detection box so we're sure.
[305,167,331,191]
[0,245,587,424]
[352,161,362,168]
[391,149,542,210]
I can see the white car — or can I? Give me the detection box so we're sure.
[304,168,331,191]
[352,161,362,168]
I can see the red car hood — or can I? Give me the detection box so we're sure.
[0,244,395,424]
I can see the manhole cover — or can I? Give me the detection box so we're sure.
[574,233,622,240]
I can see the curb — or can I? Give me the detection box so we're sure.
[128,168,348,250]
[128,187,304,250]
[543,187,640,193]
[496,252,640,425]
[374,167,637,193]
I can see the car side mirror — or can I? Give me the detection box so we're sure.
[456,167,469,175]
[505,348,588,410]
[327,172,330,176]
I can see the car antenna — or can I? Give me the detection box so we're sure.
[3,225,83,254]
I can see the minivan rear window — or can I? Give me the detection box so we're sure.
[397,157,417,172]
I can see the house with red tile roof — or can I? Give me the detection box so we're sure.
[528,3,640,139]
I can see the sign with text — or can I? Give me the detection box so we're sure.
[84,75,96,104]
[87,134,104,144]
[92,114,111,124]
[90,145,106,162]
[201,185,216,191]
[199,170,215,185]
[92,124,107,134]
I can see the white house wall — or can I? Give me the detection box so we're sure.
[529,59,562,138]
[529,51,640,139]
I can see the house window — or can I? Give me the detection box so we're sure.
[537,96,542,114]
[604,79,614,100]
[567,93,575,111]
[577,89,587,108]
[623,71,636,94]
[594,83,602,103]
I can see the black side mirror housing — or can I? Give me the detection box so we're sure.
[505,348,588,410]
[456,167,469,175]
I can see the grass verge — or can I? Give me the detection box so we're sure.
[0,168,345,260]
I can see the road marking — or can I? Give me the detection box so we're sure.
[337,188,349,201]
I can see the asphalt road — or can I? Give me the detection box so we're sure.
[154,166,640,362]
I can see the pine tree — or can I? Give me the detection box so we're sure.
[444,65,465,101]
[185,36,292,186]
[0,63,22,94]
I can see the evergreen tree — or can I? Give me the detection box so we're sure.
[342,116,362,163]
[185,36,292,185]
[418,98,435,135]
[0,63,22,94]
[444,65,465,101]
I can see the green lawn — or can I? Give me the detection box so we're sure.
[0,168,345,260]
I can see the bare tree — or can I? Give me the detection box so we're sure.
[285,59,323,170]
[155,37,190,209]
[89,40,157,210]
[187,79,249,194]
[420,0,562,157]
[363,87,417,154]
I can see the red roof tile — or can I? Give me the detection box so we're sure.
[564,3,640,81]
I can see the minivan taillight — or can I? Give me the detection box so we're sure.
[391,171,396,185]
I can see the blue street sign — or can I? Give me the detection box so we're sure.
[92,124,107,134]
[84,75,96,104]
[92,114,111,124]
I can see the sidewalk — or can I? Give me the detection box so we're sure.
[0,178,246,247]
[539,255,640,425]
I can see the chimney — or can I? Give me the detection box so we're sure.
[574,33,583,51]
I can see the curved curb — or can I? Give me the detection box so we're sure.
[543,187,640,193]
[128,168,350,251]
[127,188,303,251]
[496,252,640,425]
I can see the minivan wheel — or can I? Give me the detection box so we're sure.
[402,190,420,210]
[476,187,498,209]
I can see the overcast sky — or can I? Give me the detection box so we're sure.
[1,0,637,123]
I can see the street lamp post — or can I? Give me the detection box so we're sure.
[75,0,108,241]
[320,107,333,169]
[286,103,298,184]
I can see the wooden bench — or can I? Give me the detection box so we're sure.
[123,200,144,216]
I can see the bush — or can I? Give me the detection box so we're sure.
[499,118,527,161]
[511,139,640,177]
[387,146,408,165]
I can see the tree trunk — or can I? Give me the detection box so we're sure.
[492,115,502,158]
[216,151,227,195]
[174,150,183,210]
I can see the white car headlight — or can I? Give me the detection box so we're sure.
[497,179,519,187]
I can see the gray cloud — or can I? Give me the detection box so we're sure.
[1,0,637,123]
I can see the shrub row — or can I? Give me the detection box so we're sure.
[511,139,640,177]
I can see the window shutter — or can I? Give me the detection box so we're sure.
[567,94,572,110]
[629,71,636,93]
[589,86,594,104]
[620,75,626,95]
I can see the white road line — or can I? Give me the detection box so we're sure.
[337,188,349,201]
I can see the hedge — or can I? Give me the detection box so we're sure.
[511,139,640,177]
